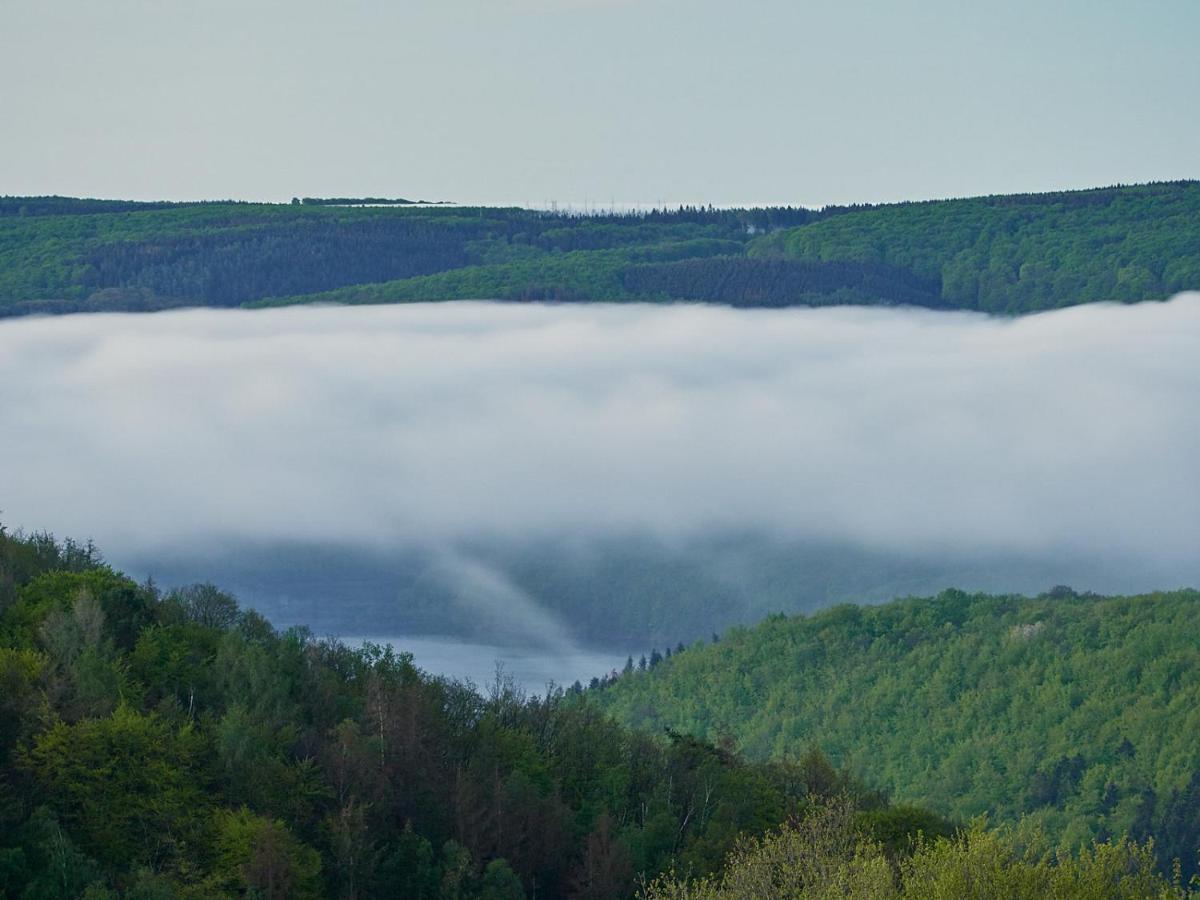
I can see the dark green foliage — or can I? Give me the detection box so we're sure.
[2,567,154,653]
[0,526,101,616]
[265,237,744,307]
[621,256,943,307]
[81,217,482,307]
[750,180,1200,312]
[0,202,758,313]
[857,805,956,858]
[0,525,945,898]
[4,182,1195,316]
[0,806,110,899]
[0,196,200,217]
[374,823,439,897]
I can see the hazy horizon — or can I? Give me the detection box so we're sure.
[3,0,1196,207]
[7,183,1195,210]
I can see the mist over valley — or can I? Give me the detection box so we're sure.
[4,0,1200,891]
[3,297,1196,682]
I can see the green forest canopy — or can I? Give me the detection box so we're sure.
[1,180,1197,316]
[0,524,951,898]
[592,587,1200,880]
[2,526,1199,896]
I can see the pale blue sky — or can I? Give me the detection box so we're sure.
[2,0,1197,206]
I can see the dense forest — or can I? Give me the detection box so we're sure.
[2,181,1196,316]
[749,181,1200,313]
[593,588,1200,882]
[0,524,952,898]
[2,527,1198,897]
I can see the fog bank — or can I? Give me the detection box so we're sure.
[1,298,1198,569]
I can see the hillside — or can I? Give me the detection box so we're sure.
[749,181,1200,313]
[591,588,1200,875]
[2,181,1197,316]
[3,526,1198,896]
[0,525,953,897]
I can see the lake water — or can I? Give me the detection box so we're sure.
[344,635,627,694]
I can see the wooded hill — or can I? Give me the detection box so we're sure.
[2,181,1196,316]
[591,587,1200,880]
[2,526,1196,897]
[0,525,951,898]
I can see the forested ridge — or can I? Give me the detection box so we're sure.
[593,587,1200,881]
[2,180,1196,316]
[0,524,951,898]
[749,180,1200,313]
[2,527,1198,897]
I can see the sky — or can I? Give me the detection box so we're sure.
[2,297,1197,571]
[2,0,1197,206]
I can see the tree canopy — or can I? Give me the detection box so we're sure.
[593,587,1200,880]
[0,525,954,897]
[3,181,1196,316]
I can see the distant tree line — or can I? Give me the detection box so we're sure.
[750,180,1200,313]
[2,182,1198,314]
[296,197,444,206]
[0,197,199,217]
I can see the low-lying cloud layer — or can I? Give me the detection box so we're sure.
[1,297,1198,570]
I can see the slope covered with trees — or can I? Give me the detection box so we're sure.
[0,525,951,898]
[592,588,1200,879]
[2,527,1197,896]
[2,181,1197,316]
[749,181,1200,313]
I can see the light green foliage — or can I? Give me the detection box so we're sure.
[21,705,209,870]
[644,805,1192,899]
[38,592,131,721]
[1,568,153,650]
[899,821,1185,899]
[642,799,897,899]
[596,589,1200,865]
